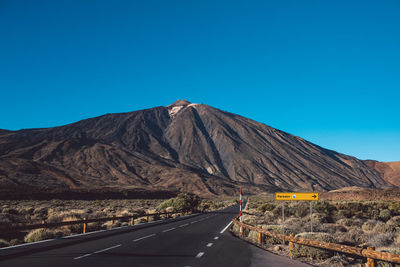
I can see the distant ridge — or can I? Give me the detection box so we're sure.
[0,100,396,196]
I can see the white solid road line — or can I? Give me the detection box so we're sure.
[73,244,121,260]
[162,227,176,233]
[190,220,198,224]
[179,223,189,227]
[196,252,205,258]
[214,236,219,240]
[206,243,213,247]
[220,221,233,234]
[133,234,156,242]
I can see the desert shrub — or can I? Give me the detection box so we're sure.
[0,239,9,248]
[337,218,353,227]
[309,213,330,224]
[158,193,200,211]
[261,225,294,244]
[257,203,275,213]
[313,201,336,216]
[379,209,392,222]
[24,229,61,243]
[0,214,11,226]
[386,216,400,231]
[374,221,393,234]
[294,203,309,218]
[317,223,347,234]
[343,227,368,245]
[388,202,400,216]
[284,218,306,234]
[367,233,395,247]
[362,220,378,232]
[247,230,259,243]
[9,239,21,246]
[293,232,336,259]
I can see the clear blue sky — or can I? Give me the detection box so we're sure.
[1,0,399,162]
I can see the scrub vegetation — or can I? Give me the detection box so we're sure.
[0,195,234,247]
[234,197,400,266]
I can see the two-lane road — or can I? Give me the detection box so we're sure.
[0,205,310,267]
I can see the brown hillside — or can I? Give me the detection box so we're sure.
[0,100,395,196]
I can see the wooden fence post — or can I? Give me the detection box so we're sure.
[366,247,375,267]
[83,218,87,233]
[112,215,115,225]
[289,233,294,257]
[146,215,149,222]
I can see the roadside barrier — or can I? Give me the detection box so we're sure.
[232,215,400,267]
[0,209,192,235]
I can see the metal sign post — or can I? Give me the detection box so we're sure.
[275,192,319,235]
[310,201,313,233]
[239,187,242,222]
[281,202,285,245]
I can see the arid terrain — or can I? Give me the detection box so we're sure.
[235,197,400,266]
[0,100,398,196]
[0,194,234,248]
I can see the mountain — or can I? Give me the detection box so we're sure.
[0,100,396,196]
[364,160,400,187]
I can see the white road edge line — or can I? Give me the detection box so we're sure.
[133,234,156,242]
[162,227,176,233]
[179,223,189,227]
[220,221,233,234]
[214,236,219,240]
[73,244,121,260]
[206,243,213,247]
[190,220,198,224]
[196,252,205,258]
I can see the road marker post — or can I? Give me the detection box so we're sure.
[258,232,262,244]
[289,233,294,257]
[112,215,115,225]
[130,216,134,225]
[366,247,376,267]
[83,218,87,233]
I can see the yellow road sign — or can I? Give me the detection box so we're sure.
[275,192,319,201]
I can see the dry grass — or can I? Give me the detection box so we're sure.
[237,197,400,266]
[0,196,234,247]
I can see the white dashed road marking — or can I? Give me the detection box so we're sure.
[133,234,156,242]
[73,244,121,260]
[214,236,219,240]
[196,252,205,258]
[162,227,176,233]
[206,243,213,247]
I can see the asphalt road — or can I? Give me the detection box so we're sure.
[0,205,310,267]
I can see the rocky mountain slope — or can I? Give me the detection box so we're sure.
[0,100,396,196]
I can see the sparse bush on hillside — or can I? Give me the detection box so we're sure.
[158,193,201,211]
[0,239,9,248]
[379,209,392,222]
[293,232,336,259]
[257,202,275,213]
[368,233,395,248]
[24,229,62,243]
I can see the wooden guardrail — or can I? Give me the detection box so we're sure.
[0,209,192,235]
[232,215,400,267]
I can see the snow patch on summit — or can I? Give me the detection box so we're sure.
[168,106,184,117]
